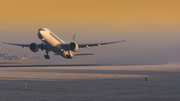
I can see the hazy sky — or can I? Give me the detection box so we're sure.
[0,0,180,65]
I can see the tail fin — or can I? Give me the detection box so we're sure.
[72,34,75,42]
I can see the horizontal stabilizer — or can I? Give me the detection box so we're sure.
[54,54,61,55]
[54,53,94,56]
[75,53,95,56]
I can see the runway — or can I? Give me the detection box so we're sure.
[0,64,103,67]
[0,65,180,101]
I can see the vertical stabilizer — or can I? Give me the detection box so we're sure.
[72,34,75,42]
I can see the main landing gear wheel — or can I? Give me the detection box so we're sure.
[44,54,50,59]
[66,54,72,59]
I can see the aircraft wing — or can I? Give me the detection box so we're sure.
[59,40,126,50]
[2,42,47,50]
[78,40,126,48]
[2,42,30,47]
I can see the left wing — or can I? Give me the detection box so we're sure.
[2,42,30,47]
[78,40,126,48]
[2,42,47,50]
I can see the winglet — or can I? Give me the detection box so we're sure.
[72,34,75,42]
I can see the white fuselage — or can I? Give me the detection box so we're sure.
[37,28,75,59]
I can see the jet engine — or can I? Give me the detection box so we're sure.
[69,42,79,52]
[30,43,39,52]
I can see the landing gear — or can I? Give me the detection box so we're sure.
[44,50,50,59]
[67,50,72,59]
[66,54,72,59]
[44,54,50,59]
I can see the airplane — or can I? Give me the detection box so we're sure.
[2,28,126,59]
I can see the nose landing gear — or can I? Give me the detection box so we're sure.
[44,50,50,59]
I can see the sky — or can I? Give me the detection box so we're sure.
[0,0,180,65]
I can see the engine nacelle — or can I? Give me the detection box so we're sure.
[30,43,39,52]
[69,42,79,52]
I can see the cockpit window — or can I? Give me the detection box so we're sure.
[39,29,45,31]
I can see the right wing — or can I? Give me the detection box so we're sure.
[78,40,126,48]
[59,40,126,50]
[2,42,48,51]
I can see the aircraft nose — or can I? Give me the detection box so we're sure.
[38,29,45,40]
